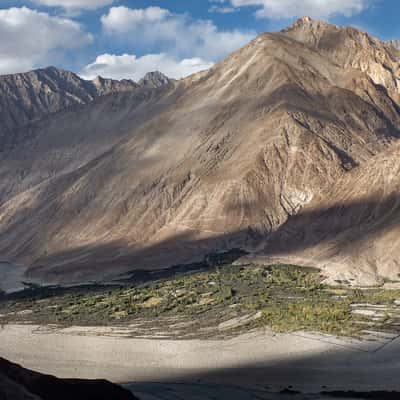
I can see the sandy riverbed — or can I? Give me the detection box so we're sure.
[1,324,400,393]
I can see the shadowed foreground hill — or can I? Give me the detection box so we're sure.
[0,358,137,400]
[0,17,400,285]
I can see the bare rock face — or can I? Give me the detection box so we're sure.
[139,71,173,89]
[0,18,400,286]
[91,75,138,96]
[282,17,400,96]
[255,142,400,285]
[0,357,138,400]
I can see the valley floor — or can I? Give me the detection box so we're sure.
[2,265,400,398]
[1,323,400,397]
[3,264,400,338]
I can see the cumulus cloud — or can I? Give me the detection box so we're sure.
[228,0,371,19]
[30,0,116,11]
[0,7,92,74]
[81,53,214,81]
[96,6,254,80]
[101,6,171,30]
[101,6,255,61]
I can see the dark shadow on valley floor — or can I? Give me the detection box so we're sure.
[122,341,400,399]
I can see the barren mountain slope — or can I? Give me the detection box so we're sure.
[0,67,171,152]
[250,142,400,285]
[1,19,400,285]
[0,81,177,204]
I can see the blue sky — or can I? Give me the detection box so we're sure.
[0,0,398,80]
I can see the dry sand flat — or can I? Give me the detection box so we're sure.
[1,325,400,394]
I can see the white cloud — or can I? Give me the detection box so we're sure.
[228,0,371,19]
[101,6,255,61]
[209,5,237,14]
[101,6,171,31]
[94,6,253,81]
[30,0,116,11]
[81,53,214,81]
[0,7,92,74]
[208,0,236,12]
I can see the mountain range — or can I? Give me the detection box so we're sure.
[1,17,400,287]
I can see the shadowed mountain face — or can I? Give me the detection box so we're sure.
[0,357,137,400]
[0,18,400,286]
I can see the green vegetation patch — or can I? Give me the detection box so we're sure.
[1,264,400,338]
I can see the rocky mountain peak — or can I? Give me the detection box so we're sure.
[139,71,172,88]
[92,75,106,85]
[286,15,324,29]
[282,15,338,37]
[91,75,138,95]
[281,17,400,95]
[282,15,362,43]
[299,15,313,24]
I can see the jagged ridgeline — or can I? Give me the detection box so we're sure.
[0,17,399,287]
[0,67,173,151]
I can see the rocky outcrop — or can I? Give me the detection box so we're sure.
[0,357,138,400]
